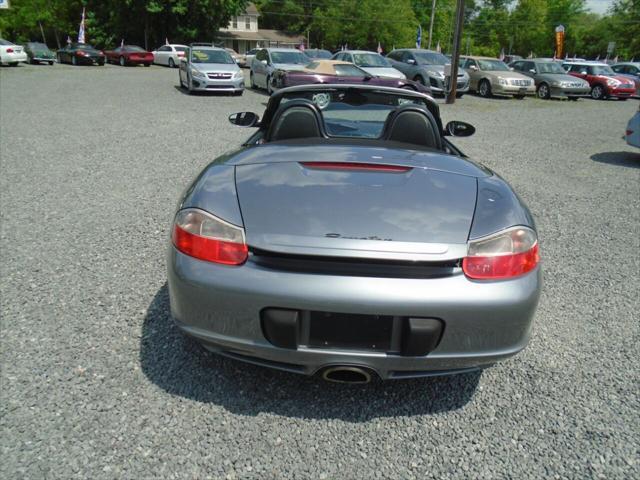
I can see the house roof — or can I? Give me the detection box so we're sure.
[244,3,259,15]
[217,29,305,44]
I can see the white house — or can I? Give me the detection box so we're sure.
[217,3,305,53]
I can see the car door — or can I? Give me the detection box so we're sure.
[253,49,267,86]
[154,45,167,65]
[568,64,588,81]
[178,48,189,84]
[464,59,481,89]
[388,51,409,77]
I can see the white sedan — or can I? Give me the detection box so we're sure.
[152,44,188,68]
[625,107,640,149]
[0,39,28,66]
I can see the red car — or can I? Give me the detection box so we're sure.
[562,62,636,100]
[104,45,154,67]
[270,60,430,95]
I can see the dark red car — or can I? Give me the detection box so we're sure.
[270,60,430,94]
[562,62,636,100]
[104,45,154,67]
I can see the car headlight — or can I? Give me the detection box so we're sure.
[233,70,243,79]
[551,80,562,87]
[191,68,205,78]
[427,70,444,79]
[497,77,508,85]
[606,78,619,86]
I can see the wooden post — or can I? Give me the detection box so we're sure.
[446,0,465,104]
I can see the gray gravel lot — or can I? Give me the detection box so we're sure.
[1,63,639,479]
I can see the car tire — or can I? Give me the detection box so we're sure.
[49,61,54,66]
[456,92,464,98]
[187,77,194,95]
[119,56,126,67]
[98,60,105,66]
[144,63,150,67]
[478,79,492,98]
[234,90,244,96]
[9,62,18,67]
[537,83,551,99]
[591,84,605,100]
[618,97,628,101]
[567,96,579,101]
[168,58,175,68]
[57,53,62,64]
[72,56,77,66]
[513,95,526,99]
[413,75,426,86]
[267,75,274,95]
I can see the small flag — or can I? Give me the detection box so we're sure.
[499,48,505,61]
[573,53,577,59]
[565,52,568,60]
[613,55,618,63]
[165,38,169,45]
[77,7,86,44]
[377,42,382,54]
[595,54,600,60]
[553,50,556,61]
[436,41,441,53]
[416,25,422,49]
[527,51,533,59]
[299,42,305,52]
[120,38,124,48]
[66,35,71,45]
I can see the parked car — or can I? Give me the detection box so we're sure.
[240,48,259,68]
[104,45,153,66]
[0,39,28,66]
[152,44,188,68]
[225,48,242,64]
[562,61,635,100]
[509,58,590,100]
[625,107,640,148]
[178,45,244,95]
[250,48,310,94]
[269,60,429,95]
[461,56,535,99]
[503,55,522,65]
[23,42,55,65]
[168,83,541,383]
[332,50,405,79]
[56,43,105,66]
[387,48,470,96]
[611,62,640,97]
[305,49,333,60]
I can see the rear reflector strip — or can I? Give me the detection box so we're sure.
[301,162,412,173]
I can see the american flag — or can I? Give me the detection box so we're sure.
[78,7,86,44]
[377,42,382,54]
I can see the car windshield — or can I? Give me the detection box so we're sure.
[477,59,510,71]
[334,64,367,76]
[0,39,14,46]
[307,49,332,59]
[591,65,615,75]
[27,42,48,49]
[175,47,188,52]
[536,62,566,74]
[280,89,431,139]
[352,53,390,67]
[125,45,146,52]
[271,51,310,64]
[76,44,96,50]
[191,49,234,64]
[414,51,449,65]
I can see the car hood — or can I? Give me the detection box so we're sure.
[233,145,484,260]
[194,64,240,74]
[485,71,530,81]
[360,67,405,79]
[536,73,586,83]
[421,64,469,79]
[273,63,308,71]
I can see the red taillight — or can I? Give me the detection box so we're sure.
[626,129,633,136]
[301,162,412,173]
[177,51,185,57]
[462,227,539,280]
[6,48,14,53]
[172,208,248,265]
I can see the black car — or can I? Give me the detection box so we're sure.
[56,43,105,66]
[23,42,55,65]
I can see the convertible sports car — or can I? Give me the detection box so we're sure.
[104,45,154,66]
[270,60,430,94]
[168,85,541,383]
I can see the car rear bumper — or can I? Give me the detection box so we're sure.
[168,248,541,379]
[1,52,28,64]
[191,76,244,91]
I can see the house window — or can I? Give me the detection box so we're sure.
[245,16,251,30]
[232,17,238,29]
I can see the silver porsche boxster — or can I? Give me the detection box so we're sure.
[167,85,541,383]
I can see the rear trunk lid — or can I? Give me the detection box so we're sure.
[235,148,479,261]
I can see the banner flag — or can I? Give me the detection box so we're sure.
[77,7,86,44]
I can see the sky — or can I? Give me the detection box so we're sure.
[585,0,613,14]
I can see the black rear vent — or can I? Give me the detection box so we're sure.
[250,248,460,279]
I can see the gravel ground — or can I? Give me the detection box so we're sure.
[1,63,639,479]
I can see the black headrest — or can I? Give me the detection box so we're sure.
[382,105,442,150]
[266,99,326,142]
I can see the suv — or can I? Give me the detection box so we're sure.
[387,48,469,97]
[250,48,310,94]
[178,45,244,95]
[562,62,635,100]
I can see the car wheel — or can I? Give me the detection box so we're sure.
[234,90,244,96]
[413,75,426,86]
[57,53,62,64]
[72,55,77,66]
[250,72,257,89]
[119,56,126,67]
[456,92,464,98]
[168,58,175,68]
[567,96,579,101]
[513,95,526,100]
[49,61,54,66]
[9,62,18,67]
[144,63,150,67]
[478,79,492,97]
[537,83,551,99]
[98,60,105,66]
[591,84,605,100]
[187,76,194,94]
[267,75,274,95]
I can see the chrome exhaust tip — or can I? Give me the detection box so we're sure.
[321,366,374,384]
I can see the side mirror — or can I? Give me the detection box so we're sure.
[406,58,416,65]
[469,65,478,71]
[444,121,475,137]
[529,69,536,74]
[509,67,515,71]
[261,59,268,65]
[228,112,259,127]
[363,74,373,81]
[180,57,187,63]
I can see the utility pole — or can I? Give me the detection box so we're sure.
[427,0,436,49]
[446,0,465,104]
